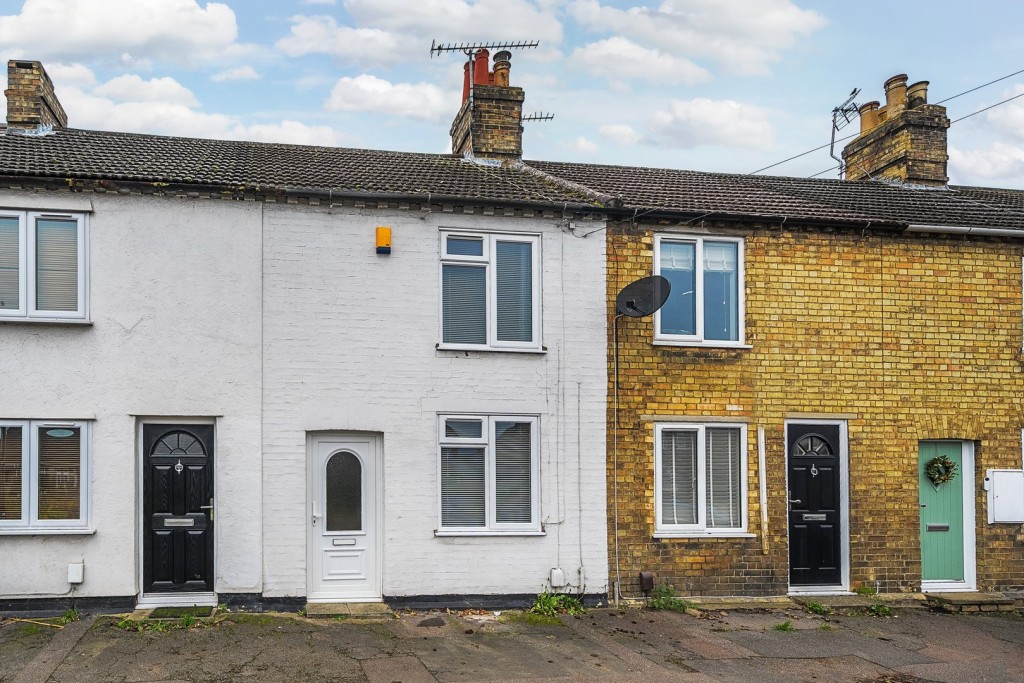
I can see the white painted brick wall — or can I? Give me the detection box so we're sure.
[0,192,263,599]
[261,205,608,598]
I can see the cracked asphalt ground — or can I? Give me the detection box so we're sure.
[3,606,1024,683]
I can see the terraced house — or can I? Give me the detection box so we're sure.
[535,73,1024,599]
[2,56,1023,613]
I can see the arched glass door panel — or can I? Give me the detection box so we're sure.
[325,451,362,532]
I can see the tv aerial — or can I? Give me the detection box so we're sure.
[430,39,543,115]
[829,88,861,176]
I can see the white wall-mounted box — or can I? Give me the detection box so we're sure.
[986,469,1024,523]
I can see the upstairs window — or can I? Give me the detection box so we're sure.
[440,231,541,351]
[0,420,90,531]
[437,415,540,533]
[654,235,743,346]
[0,211,88,321]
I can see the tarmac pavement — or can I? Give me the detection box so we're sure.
[2,602,1024,683]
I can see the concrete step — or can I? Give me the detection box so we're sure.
[305,602,394,620]
[925,592,1017,613]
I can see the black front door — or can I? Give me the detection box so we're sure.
[787,423,842,586]
[143,424,214,593]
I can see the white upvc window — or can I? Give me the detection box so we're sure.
[0,420,90,532]
[654,235,744,346]
[439,231,541,351]
[437,414,540,534]
[0,211,88,321]
[654,422,748,536]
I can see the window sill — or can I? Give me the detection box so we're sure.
[0,527,95,536]
[0,317,92,326]
[436,344,546,355]
[652,340,751,349]
[653,531,755,539]
[434,530,546,537]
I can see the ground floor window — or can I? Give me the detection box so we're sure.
[654,422,747,536]
[0,420,89,531]
[437,414,539,533]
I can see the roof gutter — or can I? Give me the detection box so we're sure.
[906,223,1024,238]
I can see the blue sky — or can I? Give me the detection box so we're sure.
[1,0,1023,188]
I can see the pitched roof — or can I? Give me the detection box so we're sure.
[1,125,1023,230]
[0,127,599,207]
[527,160,1024,230]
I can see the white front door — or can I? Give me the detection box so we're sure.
[307,433,381,602]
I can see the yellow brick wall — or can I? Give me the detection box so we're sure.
[608,221,1024,596]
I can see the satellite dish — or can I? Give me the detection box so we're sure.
[615,275,671,318]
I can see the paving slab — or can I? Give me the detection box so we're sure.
[686,653,895,683]
[719,626,939,669]
[12,616,93,683]
[0,618,61,683]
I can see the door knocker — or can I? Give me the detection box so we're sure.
[174,459,184,474]
[810,464,818,477]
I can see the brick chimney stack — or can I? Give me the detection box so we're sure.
[842,73,949,186]
[4,60,67,132]
[450,49,525,163]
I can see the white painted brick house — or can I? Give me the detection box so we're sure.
[0,59,609,611]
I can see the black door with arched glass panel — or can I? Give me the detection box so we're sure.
[787,423,841,586]
[143,424,214,593]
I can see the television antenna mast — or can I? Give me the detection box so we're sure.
[829,88,860,177]
[430,39,540,111]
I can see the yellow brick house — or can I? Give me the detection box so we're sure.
[533,74,1024,598]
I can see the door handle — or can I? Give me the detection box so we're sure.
[788,499,802,504]
[920,503,927,508]
[312,501,322,526]
[200,498,214,521]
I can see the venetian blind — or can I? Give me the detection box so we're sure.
[37,426,81,520]
[0,217,19,311]
[495,241,532,342]
[442,264,486,344]
[705,427,741,528]
[441,446,485,527]
[0,426,23,520]
[661,430,697,525]
[35,218,78,312]
[494,421,532,524]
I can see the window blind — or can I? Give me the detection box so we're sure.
[0,426,22,520]
[495,241,532,342]
[662,430,697,525]
[494,421,532,523]
[35,218,78,312]
[37,426,81,521]
[441,446,485,527]
[0,217,19,311]
[706,427,741,528]
[442,264,486,344]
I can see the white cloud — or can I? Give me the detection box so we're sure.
[19,73,348,147]
[345,0,564,44]
[568,0,825,75]
[45,63,97,88]
[93,74,198,106]
[569,136,598,153]
[0,0,242,63]
[599,124,640,145]
[949,144,1024,185]
[211,66,260,82]
[276,15,406,65]
[644,98,774,149]
[325,75,455,121]
[982,84,1024,141]
[571,37,709,85]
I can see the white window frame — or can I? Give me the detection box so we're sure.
[436,414,542,535]
[0,420,91,533]
[653,234,745,347]
[0,210,88,322]
[654,422,749,537]
[438,231,542,352]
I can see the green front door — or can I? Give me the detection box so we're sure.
[919,441,965,582]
